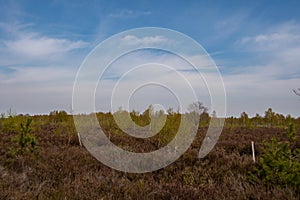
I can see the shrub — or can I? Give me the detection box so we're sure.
[254,123,300,188]
[12,118,37,154]
[49,110,69,123]
[1,116,18,134]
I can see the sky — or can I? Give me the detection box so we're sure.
[0,0,300,117]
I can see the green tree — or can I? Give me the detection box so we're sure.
[240,112,249,127]
[252,113,262,127]
[12,118,37,154]
[140,105,153,126]
[276,113,285,127]
[49,110,69,123]
[254,123,300,188]
[199,111,210,127]
[285,114,294,126]
[264,108,276,126]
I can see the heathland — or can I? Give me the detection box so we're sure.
[0,108,299,199]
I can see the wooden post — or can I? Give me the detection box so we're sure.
[251,141,255,163]
[77,132,82,146]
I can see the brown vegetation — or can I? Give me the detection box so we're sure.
[0,110,299,199]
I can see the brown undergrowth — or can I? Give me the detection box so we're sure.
[0,114,299,199]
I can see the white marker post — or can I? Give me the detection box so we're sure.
[77,132,82,146]
[251,141,255,163]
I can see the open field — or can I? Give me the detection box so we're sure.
[0,111,299,199]
[1,1,300,199]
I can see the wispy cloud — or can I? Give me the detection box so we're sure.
[4,35,87,57]
[121,35,168,46]
[109,9,151,18]
[0,22,87,114]
[241,32,300,44]
[234,22,300,79]
[218,21,300,116]
[75,49,223,113]
[237,21,300,51]
[0,23,88,58]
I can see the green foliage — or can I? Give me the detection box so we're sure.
[199,111,210,127]
[12,118,37,154]
[224,109,298,128]
[1,116,18,134]
[287,123,297,142]
[49,110,69,123]
[254,123,300,188]
[240,112,250,127]
[157,114,180,145]
[264,108,276,126]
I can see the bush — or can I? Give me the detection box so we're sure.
[1,116,18,134]
[254,123,300,188]
[12,118,37,154]
[49,110,69,123]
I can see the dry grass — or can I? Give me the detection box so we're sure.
[0,116,299,199]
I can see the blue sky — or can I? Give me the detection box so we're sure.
[0,0,300,116]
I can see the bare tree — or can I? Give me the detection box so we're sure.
[188,101,207,114]
[187,101,208,126]
[293,88,300,96]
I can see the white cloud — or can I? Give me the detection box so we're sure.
[0,22,88,59]
[121,35,168,46]
[219,22,300,116]
[235,22,300,76]
[4,34,87,58]
[0,23,87,114]
[238,22,300,50]
[240,32,300,48]
[86,50,224,114]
